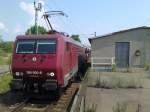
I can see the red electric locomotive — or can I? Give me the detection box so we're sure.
[10,31,87,95]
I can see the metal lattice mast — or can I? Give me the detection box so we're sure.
[34,0,42,35]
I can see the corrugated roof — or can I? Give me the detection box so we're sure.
[88,26,150,43]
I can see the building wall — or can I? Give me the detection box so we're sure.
[91,29,150,67]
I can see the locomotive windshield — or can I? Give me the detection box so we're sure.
[16,39,56,54]
[16,40,35,53]
[37,40,56,54]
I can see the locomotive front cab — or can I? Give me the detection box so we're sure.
[11,36,59,92]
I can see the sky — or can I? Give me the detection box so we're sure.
[1,0,150,45]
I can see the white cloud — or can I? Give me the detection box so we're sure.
[20,1,34,18]
[14,24,22,34]
[0,22,5,30]
[20,0,45,17]
[19,1,61,31]
[0,22,8,33]
[20,1,47,27]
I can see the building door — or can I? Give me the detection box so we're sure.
[115,42,130,67]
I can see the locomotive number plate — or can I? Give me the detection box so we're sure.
[26,71,42,75]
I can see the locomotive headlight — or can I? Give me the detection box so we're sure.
[47,72,55,77]
[15,72,20,76]
[15,72,23,76]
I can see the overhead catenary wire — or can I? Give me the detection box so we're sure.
[39,0,91,46]
[44,0,86,35]
[44,2,73,33]
[46,0,74,33]
[41,2,71,32]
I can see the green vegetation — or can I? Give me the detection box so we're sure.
[145,64,150,71]
[113,102,141,112]
[85,104,97,112]
[94,76,142,89]
[145,64,150,78]
[0,53,11,65]
[0,41,13,53]
[70,35,81,43]
[0,73,12,94]
[113,102,127,112]
[25,25,48,35]
[0,38,13,53]
[126,65,132,73]
[112,64,116,72]
[0,36,12,65]
[111,64,132,73]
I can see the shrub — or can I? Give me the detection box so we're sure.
[113,102,142,112]
[85,104,97,112]
[0,73,12,94]
[112,64,116,72]
[145,64,150,71]
[126,65,132,73]
[95,78,101,88]
[94,76,142,89]
[113,102,127,112]
[114,77,124,88]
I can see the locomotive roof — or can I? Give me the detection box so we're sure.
[16,33,85,48]
[16,34,59,39]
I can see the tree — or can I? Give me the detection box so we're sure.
[25,26,48,35]
[0,36,3,53]
[2,42,13,53]
[71,35,81,43]
[0,35,3,43]
[0,36,13,53]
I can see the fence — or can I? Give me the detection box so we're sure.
[91,57,115,70]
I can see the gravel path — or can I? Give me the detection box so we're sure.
[0,65,9,75]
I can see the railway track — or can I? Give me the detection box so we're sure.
[10,98,30,112]
[10,83,79,112]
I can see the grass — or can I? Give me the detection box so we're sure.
[0,73,12,94]
[0,53,11,65]
[126,65,132,73]
[113,102,127,112]
[145,64,150,78]
[94,76,142,89]
[145,64,150,71]
[112,64,117,72]
[113,101,141,112]
[85,104,97,112]
[147,74,150,79]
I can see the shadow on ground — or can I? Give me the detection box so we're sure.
[0,91,24,106]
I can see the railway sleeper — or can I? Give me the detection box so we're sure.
[55,104,66,109]
[59,97,69,101]
[23,107,45,112]
[65,89,75,94]
[51,108,62,112]
[57,100,67,104]
[11,83,78,112]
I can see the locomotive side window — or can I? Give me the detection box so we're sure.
[16,40,35,54]
[37,40,56,54]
